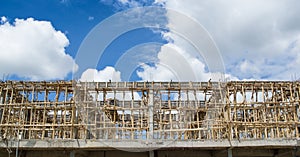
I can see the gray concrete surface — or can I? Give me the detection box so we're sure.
[0,149,300,157]
[1,139,299,149]
[1,139,300,157]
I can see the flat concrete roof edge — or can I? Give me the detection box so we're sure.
[0,139,299,150]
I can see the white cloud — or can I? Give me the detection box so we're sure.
[80,67,141,100]
[137,27,236,82]
[1,16,7,23]
[163,0,300,80]
[238,59,260,78]
[118,0,129,4]
[0,17,77,80]
[102,0,161,11]
[136,41,221,82]
[116,0,141,8]
[80,67,121,82]
[154,0,165,5]
[137,63,176,81]
[135,3,240,82]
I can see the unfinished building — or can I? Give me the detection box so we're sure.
[1,81,300,157]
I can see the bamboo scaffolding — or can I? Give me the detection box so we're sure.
[0,81,299,141]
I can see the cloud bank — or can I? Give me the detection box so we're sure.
[85,1,300,82]
[163,0,300,80]
[0,17,77,80]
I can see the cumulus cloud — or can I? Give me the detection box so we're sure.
[137,21,236,82]
[0,17,77,80]
[99,1,300,81]
[137,42,212,81]
[80,67,141,100]
[80,66,121,82]
[163,0,300,80]
[126,2,236,82]
[137,39,237,82]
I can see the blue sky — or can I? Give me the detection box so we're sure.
[0,0,157,64]
[1,0,300,81]
[1,0,110,56]
[0,0,168,81]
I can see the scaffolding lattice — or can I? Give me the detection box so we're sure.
[0,81,300,141]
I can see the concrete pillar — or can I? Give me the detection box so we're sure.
[149,151,154,157]
[148,89,154,140]
[70,151,75,157]
[228,149,233,157]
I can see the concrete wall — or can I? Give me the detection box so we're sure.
[1,149,299,157]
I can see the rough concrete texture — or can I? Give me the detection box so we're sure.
[0,149,300,157]
[1,139,299,149]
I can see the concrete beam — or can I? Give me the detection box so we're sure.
[0,139,299,150]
